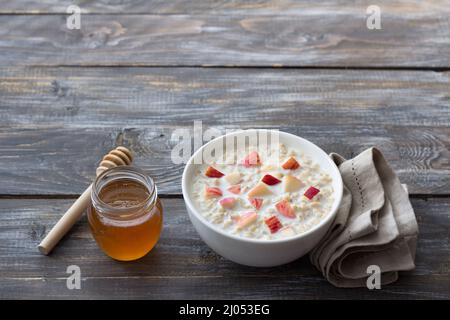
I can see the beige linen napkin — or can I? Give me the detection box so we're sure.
[309,147,419,288]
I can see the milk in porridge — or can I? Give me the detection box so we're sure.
[190,143,334,240]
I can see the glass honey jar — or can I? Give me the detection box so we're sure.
[88,166,163,261]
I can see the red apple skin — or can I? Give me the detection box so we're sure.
[304,186,320,200]
[205,166,224,178]
[242,151,261,167]
[275,200,296,218]
[261,174,281,186]
[205,187,223,197]
[265,216,283,233]
[249,197,263,210]
[282,157,300,170]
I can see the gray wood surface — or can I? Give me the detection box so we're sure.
[0,0,449,300]
[1,67,449,196]
[0,197,448,299]
[4,0,448,14]
[0,9,449,67]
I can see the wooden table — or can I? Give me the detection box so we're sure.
[0,1,449,299]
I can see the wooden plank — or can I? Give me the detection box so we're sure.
[1,67,449,195]
[0,9,449,67]
[0,197,448,299]
[0,0,449,16]
[2,67,450,195]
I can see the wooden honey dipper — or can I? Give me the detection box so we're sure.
[38,146,133,255]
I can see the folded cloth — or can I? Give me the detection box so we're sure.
[309,147,419,288]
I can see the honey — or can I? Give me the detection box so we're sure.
[88,166,162,261]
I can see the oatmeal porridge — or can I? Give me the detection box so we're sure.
[190,143,334,240]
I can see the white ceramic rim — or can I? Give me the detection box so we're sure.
[182,129,343,244]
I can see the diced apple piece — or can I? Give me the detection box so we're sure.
[249,197,263,210]
[248,183,272,198]
[205,166,224,178]
[261,174,281,186]
[265,216,283,233]
[219,197,237,209]
[236,212,258,229]
[204,187,222,198]
[283,175,303,192]
[275,199,296,218]
[227,184,241,194]
[242,151,261,167]
[304,186,320,200]
[282,157,300,170]
[224,172,242,185]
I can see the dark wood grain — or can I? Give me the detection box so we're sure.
[1,0,449,16]
[0,9,449,67]
[1,67,449,195]
[0,197,448,299]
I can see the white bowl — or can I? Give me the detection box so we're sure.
[182,129,343,267]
